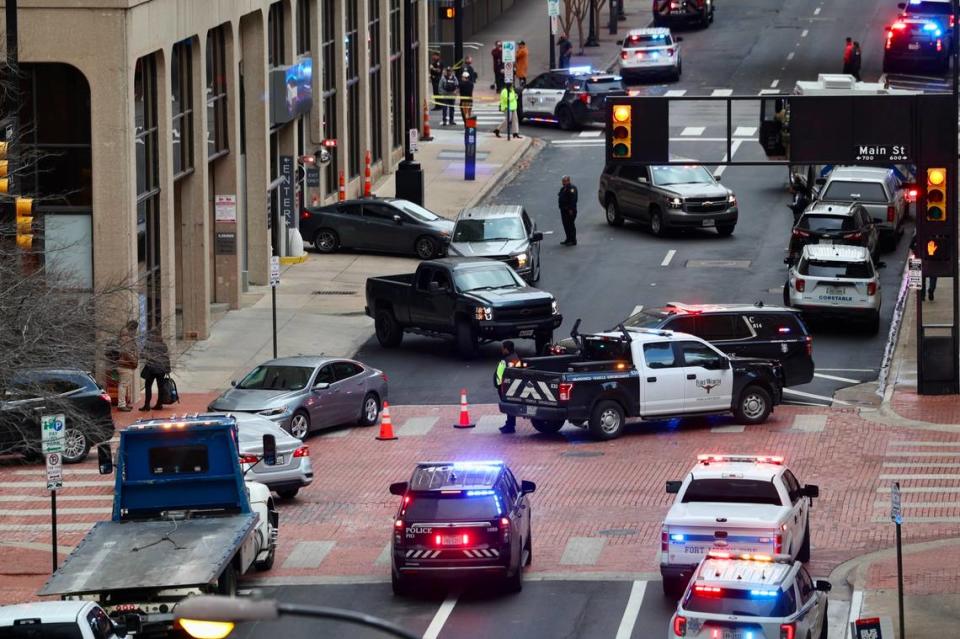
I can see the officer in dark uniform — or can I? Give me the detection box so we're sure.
[558,175,578,246]
[495,341,521,433]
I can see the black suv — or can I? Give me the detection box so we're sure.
[556,303,814,387]
[787,202,880,265]
[389,461,536,594]
[883,14,951,73]
[519,69,627,130]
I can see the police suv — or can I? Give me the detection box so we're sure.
[389,461,536,594]
[618,28,682,81]
[670,551,831,639]
[519,67,627,130]
[660,454,819,598]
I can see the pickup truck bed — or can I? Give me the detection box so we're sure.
[39,514,257,596]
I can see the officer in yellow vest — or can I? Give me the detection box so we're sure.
[495,341,520,433]
[493,84,521,139]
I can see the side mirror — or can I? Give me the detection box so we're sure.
[393,214,403,224]
[389,481,408,496]
[714,175,722,182]
[815,579,832,592]
[262,434,277,466]
[803,484,820,499]
[897,2,905,8]
[429,281,440,292]
[877,262,887,269]
[666,480,682,494]
[313,382,330,390]
[531,231,544,242]
[521,480,537,494]
[637,177,648,184]
[97,443,113,475]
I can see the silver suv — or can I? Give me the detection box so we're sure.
[785,244,882,333]
[814,166,907,246]
[447,205,544,282]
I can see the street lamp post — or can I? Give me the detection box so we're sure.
[585,0,599,47]
[395,0,425,205]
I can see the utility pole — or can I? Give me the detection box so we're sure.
[585,0,599,46]
[395,0,424,205]
[453,0,464,68]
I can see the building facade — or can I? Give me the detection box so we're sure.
[2,0,428,343]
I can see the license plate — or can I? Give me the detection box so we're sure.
[518,329,534,337]
[819,239,833,245]
[441,535,462,545]
[723,630,745,639]
[828,287,845,296]
[909,42,921,50]
[702,219,715,227]
[274,454,284,465]
[525,405,538,416]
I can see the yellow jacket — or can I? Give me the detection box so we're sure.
[499,87,518,111]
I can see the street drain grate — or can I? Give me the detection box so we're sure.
[560,451,604,458]
[686,259,752,269]
[313,290,356,295]
[598,528,638,537]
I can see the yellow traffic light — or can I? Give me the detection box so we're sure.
[441,6,455,19]
[178,619,235,639]
[611,104,632,159]
[0,141,7,194]
[15,197,33,250]
[926,167,946,222]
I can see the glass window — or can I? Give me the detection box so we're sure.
[314,365,336,384]
[585,77,625,93]
[683,586,796,617]
[44,214,93,288]
[1,623,85,639]
[397,200,441,222]
[268,2,286,67]
[679,341,726,367]
[172,40,194,178]
[625,309,669,329]
[682,479,785,506]
[623,33,673,47]
[666,316,696,335]
[822,181,888,203]
[783,470,802,504]
[581,336,632,361]
[333,362,363,380]
[297,0,312,55]
[207,27,229,158]
[798,214,857,232]
[454,266,524,292]
[500,477,519,505]
[238,365,314,390]
[135,54,162,329]
[86,606,113,639]
[697,316,739,341]
[526,74,547,89]
[453,217,527,242]
[796,567,815,603]
[369,0,383,163]
[650,165,714,186]
[347,1,361,177]
[798,259,874,279]
[363,204,399,220]
[643,342,676,369]
[749,313,805,338]
[618,165,649,181]
[149,445,209,475]
[403,494,501,520]
[389,0,402,149]
[321,0,338,194]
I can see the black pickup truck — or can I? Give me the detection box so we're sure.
[499,322,784,440]
[365,258,563,357]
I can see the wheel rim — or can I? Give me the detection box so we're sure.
[599,408,621,434]
[416,238,434,258]
[741,393,766,420]
[651,213,661,234]
[62,429,86,460]
[364,397,379,422]
[606,203,617,222]
[290,414,309,439]
[317,232,336,251]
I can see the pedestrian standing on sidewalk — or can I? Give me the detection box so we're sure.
[558,175,579,246]
[493,83,521,139]
[841,37,853,74]
[117,320,140,412]
[430,52,443,110]
[439,66,459,126]
[558,34,573,69]
[491,41,505,91]
[496,341,521,434]
[140,327,170,412]
[851,41,862,81]
[516,41,529,88]
[459,70,475,122]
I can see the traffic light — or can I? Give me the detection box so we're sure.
[15,197,33,250]
[610,104,632,159]
[923,235,950,261]
[0,141,8,194]
[441,6,456,19]
[925,167,946,222]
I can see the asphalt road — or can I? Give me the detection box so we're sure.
[354,0,920,407]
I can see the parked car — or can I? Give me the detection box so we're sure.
[223,411,314,500]
[812,166,908,247]
[301,197,454,259]
[518,68,627,130]
[599,162,738,236]
[617,27,682,82]
[0,600,137,639]
[447,205,544,283]
[653,0,714,27]
[0,369,114,463]
[787,201,880,264]
[208,356,388,440]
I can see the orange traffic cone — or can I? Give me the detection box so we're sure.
[421,100,433,142]
[377,401,398,440]
[338,170,346,202]
[363,150,372,198]
[453,388,475,429]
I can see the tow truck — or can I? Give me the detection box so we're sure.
[660,454,818,598]
[38,415,279,636]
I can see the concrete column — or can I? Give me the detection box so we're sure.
[357,0,372,182]
[240,10,270,285]
[278,0,296,257]
[333,1,349,196]
[154,49,177,343]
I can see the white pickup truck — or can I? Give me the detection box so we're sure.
[659,454,819,598]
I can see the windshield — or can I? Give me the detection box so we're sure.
[238,365,314,390]
[455,266,524,292]
[798,215,857,232]
[624,310,669,329]
[822,181,888,203]
[404,494,501,520]
[798,259,874,279]
[453,217,526,242]
[397,200,441,222]
[581,336,632,361]
[684,587,797,617]
[682,479,784,506]
[905,1,952,14]
[623,33,673,47]
[0,624,86,639]
[585,77,625,93]
[651,165,714,186]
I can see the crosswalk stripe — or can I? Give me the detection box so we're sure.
[710,425,745,433]
[877,486,960,493]
[883,462,960,468]
[615,581,648,639]
[711,89,733,97]
[560,537,606,566]
[664,89,687,97]
[397,416,438,437]
[733,126,756,137]
[884,451,960,457]
[890,441,960,447]
[681,126,705,136]
[282,540,335,569]
[579,130,603,137]
[874,500,960,508]
[791,414,826,432]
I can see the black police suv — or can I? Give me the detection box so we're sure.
[519,69,627,130]
[787,202,880,265]
[555,303,814,387]
[389,461,536,594]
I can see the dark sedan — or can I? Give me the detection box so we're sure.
[301,198,454,260]
[0,369,115,463]
[787,202,879,265]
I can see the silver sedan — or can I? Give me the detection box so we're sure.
[227,412,314,499]
[208,356,388,439]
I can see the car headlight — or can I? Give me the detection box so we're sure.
[727,192,737,204]
[667,197,683,209]
[258,406,289,417]
[516,252,529,268]
[552,300,559,314]
[474,306,494,321]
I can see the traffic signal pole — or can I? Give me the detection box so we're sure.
[5,0,18,185]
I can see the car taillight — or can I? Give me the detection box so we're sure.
[774,533,783,554]
[661,530,669,552]
[792,228,809,237]
[239,454,259,465]
[886,33,893,49]
[794,278,805,293]
[950,14,955,28]
[887,205,895,222]
[578,92,590,104]
[805,335,813,356]
[673,615,687,637]
[558,382,574,402]
[395,518,404,529]
[867,281,877,296]
[100,392,112,404]
[845,231,863,240]
[666,47,675,55]
[293,445,309,458]
[381,372,388,382]
[693,585,722,594]
[780,622,795,639]
[301,210,311,220]
[937,38,943,51]
[621,51,629,60]
[500,516,511,542]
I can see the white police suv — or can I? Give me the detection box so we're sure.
[669,551,831,639]
[617,28,682,81]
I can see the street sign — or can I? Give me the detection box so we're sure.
[504,61,515,84]
[854,143,909,163]
[305,166,320,187]
[46,452,63,491]
[41,414,65,455]
[409,128,419,153]
[891,481,902,524]
[551,14,560,35]
[908,257,922,291]
[547,0,560,16]
[502,40,517,63]
[270,256,281,287]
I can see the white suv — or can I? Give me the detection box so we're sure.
[785,244,882,333]
[669,552,831,639]
[618,28,682,81]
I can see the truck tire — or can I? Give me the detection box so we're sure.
[556,105,575,131]
[734,385,772,424]
[375,310,403,347]
[605,199,624,227]
[649,207,664,237]
[867,311,881,335]
[391,570,410,596]
[534,331,553,355]
[797,518,811,563]
[530,419,564,434]
[255,543,276,572]
[662,575,686,599]
[504,552,524,593]
[456,321,479,359]
[589,400,626,440]
[716,224,735,237]
[217,564,238,595]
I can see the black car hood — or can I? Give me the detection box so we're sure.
[463,288,554,308]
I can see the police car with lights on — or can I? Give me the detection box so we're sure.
[617,28,683,81]
[518,67,627,130]
[660,455,819,598]
[670,551,831,639]
[883,12,951,73]
[389,461,536,595]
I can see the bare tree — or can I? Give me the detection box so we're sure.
[562,0,590,52]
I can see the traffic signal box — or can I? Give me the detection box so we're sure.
[0,141,8,195]
[15,197,33,250]
[605,97,669,165]
[611,104,632,159]
[917,166,955,276]
[440,6,455,19]
[925,167,946,222]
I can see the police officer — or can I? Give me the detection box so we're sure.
[559,175,578,246]
[496,341,520,434]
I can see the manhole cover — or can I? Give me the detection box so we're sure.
[560,451,604,458]
[686,260,752,269]
[313,290,356,295]
[598,528,638,537]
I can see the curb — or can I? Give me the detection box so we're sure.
[279,255,309,265]
[462,136,539,209]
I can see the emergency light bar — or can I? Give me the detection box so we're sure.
[567,66,593,75]
[697,454,784,465]
[707,550,792,563]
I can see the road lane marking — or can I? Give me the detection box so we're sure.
[615,580,648,639]
[847,590,863,638]
[884,451,960,456]
[874,500,960,508]
[770,79,780,88]
[374,543,392,567]
[423,594,458,639]
[664,89,687,97]
[711,424,745,433]
[631,305,644,317]
[733,126,756,137]
[681,126,705,136]
[883,462,960,468]
[282,541,335,569]
[786,51,795,61]
[758,89,781,95]
[397,416,438,437]
[813,372,860,383]
[802,29,809,37]
[877,486,960,493]
[879,474,960,480]
[791,414,827,432]
[560,537,606,565]
[890,441,960,446]
[783,388,851,405]
[813,6,821,15]
[579,130,603,137]
[713,138,744,177]
[711,89,733,96]
[661,249,676,266]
